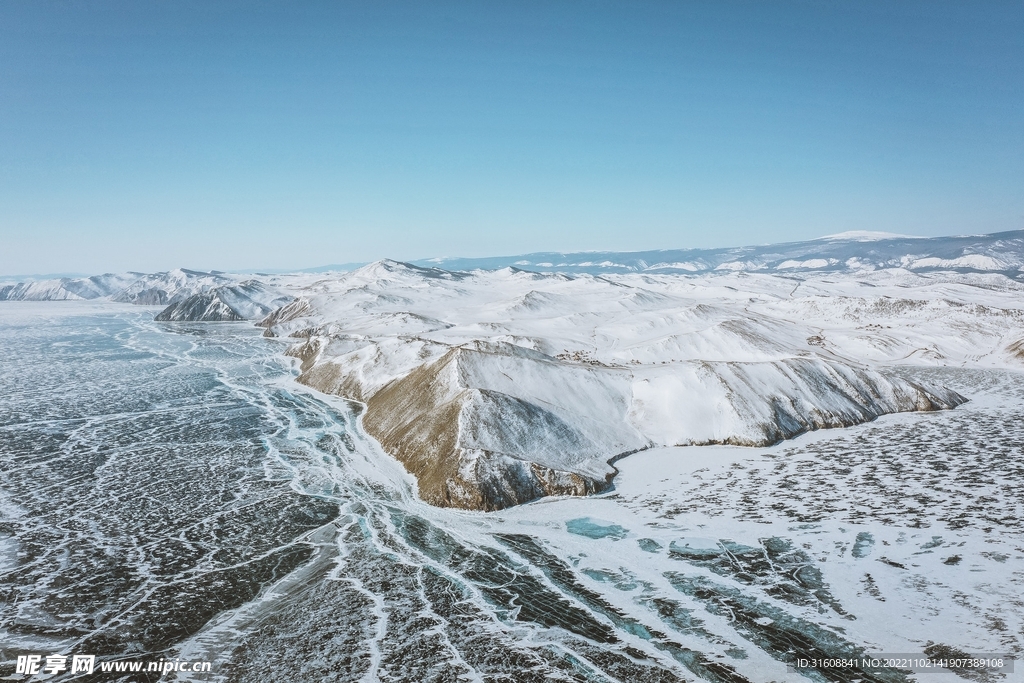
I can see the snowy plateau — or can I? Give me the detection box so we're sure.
[2,230,1024,682]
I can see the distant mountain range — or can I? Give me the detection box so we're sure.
[411,229,1024,275]
[3,230,1022,321]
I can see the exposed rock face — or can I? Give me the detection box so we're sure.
[155,291,246,321]
[1008,339,1024,361]
[124,288,173,306]
[259,298,312,330]
[352,343,647,510]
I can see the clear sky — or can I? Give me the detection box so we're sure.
[1,1,1022,275]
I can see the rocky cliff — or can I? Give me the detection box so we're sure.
[291,338,961,511]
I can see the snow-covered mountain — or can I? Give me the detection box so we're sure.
[0,268,310,321]
[0,268,233,304]
[413,229,1024,275]
[154,280,295,322]
[0,272,143,301]
[110,268,237,305]
[253,259,1024,511]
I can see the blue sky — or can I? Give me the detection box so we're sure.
[1,1,1022,275]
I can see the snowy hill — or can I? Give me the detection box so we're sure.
[256,260,1009,511]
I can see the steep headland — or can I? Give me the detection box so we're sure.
[258,260,1000,511]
